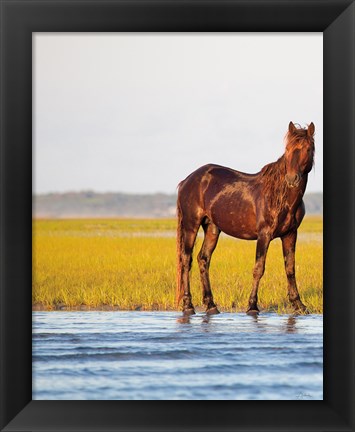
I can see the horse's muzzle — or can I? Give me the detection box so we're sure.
[285,173,301,188]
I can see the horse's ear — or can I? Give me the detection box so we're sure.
[288,121,296,134]
[307,122,315,137]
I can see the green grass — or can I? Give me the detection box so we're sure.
[33,216,323,313]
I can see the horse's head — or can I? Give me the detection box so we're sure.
[284,121,315,188]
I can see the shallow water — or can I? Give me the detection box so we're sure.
[32,311,323,400]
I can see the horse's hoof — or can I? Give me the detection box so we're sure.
[206,306,220,315]
[183,308,196,316]
[292,301,309,315]
[246,309,259,315]
[293,307,310,315]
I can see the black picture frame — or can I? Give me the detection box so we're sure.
[1,0,354,431]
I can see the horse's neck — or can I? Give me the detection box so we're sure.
[260,156,307,214]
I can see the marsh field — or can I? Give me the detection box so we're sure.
[32,216,323,314]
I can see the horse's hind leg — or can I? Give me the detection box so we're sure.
[178,223,200,315]
[281,231,307,313]
[197,219,220,314]
[181,227,199,314]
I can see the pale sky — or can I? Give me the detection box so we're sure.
[33,33,323,195]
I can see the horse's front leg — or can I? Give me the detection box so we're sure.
[281,231,307,313]
[247,233,271,314]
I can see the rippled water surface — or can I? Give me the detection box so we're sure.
[33,311,323,400]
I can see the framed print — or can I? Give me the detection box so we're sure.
[1,0,354,431]
[32,32,323,402]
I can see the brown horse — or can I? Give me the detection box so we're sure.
[176,122,315,315]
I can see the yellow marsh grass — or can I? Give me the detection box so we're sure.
[33,217,323,313]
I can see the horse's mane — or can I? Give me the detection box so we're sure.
[260,155,288,215]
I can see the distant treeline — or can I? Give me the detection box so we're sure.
[33,191,323,218]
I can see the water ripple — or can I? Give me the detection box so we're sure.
[32,311,323,400]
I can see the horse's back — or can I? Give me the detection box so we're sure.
[179,163,254,190]
[178,163,245,207]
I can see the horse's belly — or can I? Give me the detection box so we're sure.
[209,198,257,240]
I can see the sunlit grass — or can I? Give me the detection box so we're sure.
[33,217,323,313]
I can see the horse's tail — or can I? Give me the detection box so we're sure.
[176,192,184,308]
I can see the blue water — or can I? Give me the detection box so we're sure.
[32,311,323,400]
